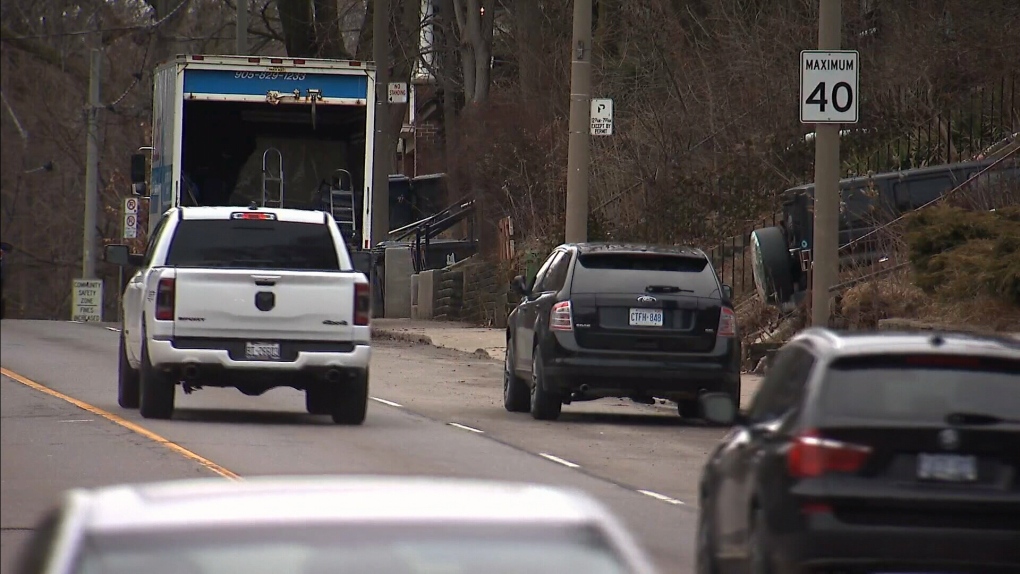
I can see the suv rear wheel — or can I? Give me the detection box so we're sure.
[530,347,562,421]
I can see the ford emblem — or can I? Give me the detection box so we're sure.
[637,295,657,303]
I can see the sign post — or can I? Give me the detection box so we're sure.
[800,2,853,328]
[72,278,104,322]
[590,98,614,136]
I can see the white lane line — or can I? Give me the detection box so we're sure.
[370,396,403,408]
[538,453,581,469]
[105,327,121,332]
[637,490,685,505]
[59,419,94,423]
[447,422,484,433]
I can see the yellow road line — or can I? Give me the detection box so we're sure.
[1,367,240,481]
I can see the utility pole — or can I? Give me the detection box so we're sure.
[370,0,392,247]
[236,0,248,54]
[564,0,593,243]
[82,49,101,280]
[811,0,842,327]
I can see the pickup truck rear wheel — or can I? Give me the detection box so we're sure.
[117,332,140,409]
[139,339,176,420]
[331,371,368,425]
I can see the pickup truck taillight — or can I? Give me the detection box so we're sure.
[155,278,175,321]
[355,283,370,326]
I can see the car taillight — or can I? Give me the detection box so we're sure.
[355,283,370,326]
[717,307,736,337]
[155,278,175,321]
[550,301,573,331]
[787,429,871,478]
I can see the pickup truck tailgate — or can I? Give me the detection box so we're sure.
[170,269,358,340]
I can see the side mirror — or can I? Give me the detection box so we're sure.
[699,392,739,426]
[510,275,529,297]
[105,244,144,267]
[130,154,147,195]
[721,284,733,302]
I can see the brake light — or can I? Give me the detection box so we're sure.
[155,278,175,321]
[717,307,736,337]
[355,283,371,326]
[230,212,276,220]
[787,429,871,478]
[550,301,573,331]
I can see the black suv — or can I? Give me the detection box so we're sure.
[694,329,1020,574]
[504,243,741,421]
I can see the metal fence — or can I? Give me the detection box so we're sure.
[708,76,1018,302]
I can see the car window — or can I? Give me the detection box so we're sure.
[818,354,1020,424]
[570,252,719,295]
[73,523,631,574]
[165,219,343,271]
[532,251,565,293]
[528,251,558,293]
[141,215,171,267]
[540,251,571,293]
[748,345,815,423]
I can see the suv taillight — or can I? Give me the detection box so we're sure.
[355,283,371,326]
[787,429,871,478]
[717,307,736,337]
[550,301,573,331]
[155,278,175,321]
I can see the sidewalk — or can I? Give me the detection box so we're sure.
[372,318,506,360]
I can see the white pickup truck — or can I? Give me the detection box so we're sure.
[105,205,372,425]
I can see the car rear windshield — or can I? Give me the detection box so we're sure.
[165,219,343,271]
[571,252,718,294]
[74,523,629,574]
[819,354,1020,424]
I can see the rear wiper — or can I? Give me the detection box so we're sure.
[945,411,1020,426]
[645,285,694,294]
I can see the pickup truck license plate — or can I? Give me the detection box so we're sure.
[245,342,281,361]
[917,453,977,482]
[629,308,664,327]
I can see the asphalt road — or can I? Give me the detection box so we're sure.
[1,319,737,574]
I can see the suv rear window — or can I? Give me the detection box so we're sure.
[166,219,343,271]
[819,354,1020,424]
[571,253,719,294]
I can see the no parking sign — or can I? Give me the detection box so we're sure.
[123,198,138,239]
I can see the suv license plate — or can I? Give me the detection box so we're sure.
[917,453,977,482]
[629,308,664,327]
[245,342,281,361]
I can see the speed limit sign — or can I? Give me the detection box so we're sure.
[800,50,859,124]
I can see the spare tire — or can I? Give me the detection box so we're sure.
[750,227,796,305]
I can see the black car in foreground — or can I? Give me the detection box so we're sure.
[504,243,741,421]
[695,329,1020,574]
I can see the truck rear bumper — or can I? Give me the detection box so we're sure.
[148,338,371,371]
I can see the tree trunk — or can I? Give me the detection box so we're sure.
[313,0,352,58]
[277,0,316,57]
[471,0,494,104]
[514,0,540,103]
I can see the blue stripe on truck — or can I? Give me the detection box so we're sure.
[183,69,369,99]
